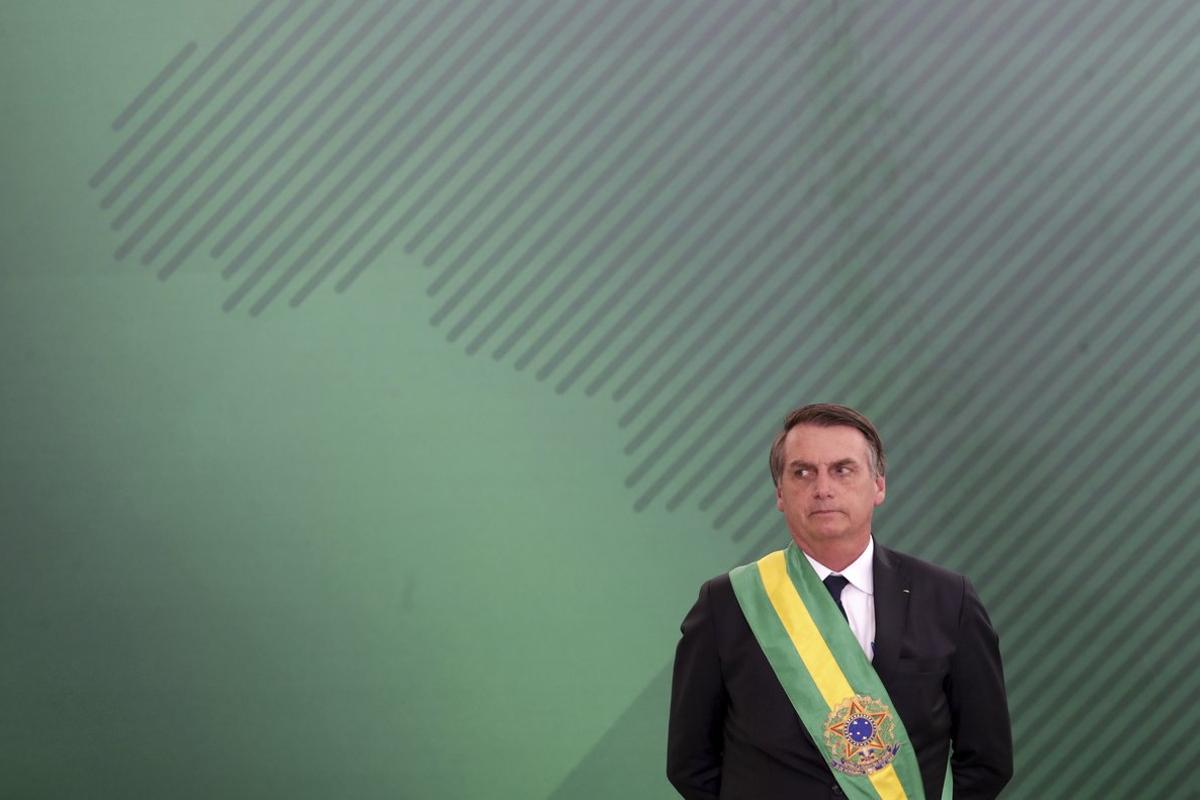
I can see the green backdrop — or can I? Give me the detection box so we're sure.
[3,2,1198,798]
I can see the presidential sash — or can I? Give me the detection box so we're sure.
[729,545,926,800]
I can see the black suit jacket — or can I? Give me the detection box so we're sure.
[667,544,1012,799]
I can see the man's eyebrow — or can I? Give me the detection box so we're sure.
[787,458,860,469]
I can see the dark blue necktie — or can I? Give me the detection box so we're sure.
[823,574,849,621]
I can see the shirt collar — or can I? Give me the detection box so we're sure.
[802,536,875,596]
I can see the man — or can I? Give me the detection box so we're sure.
[667,404,1012,799]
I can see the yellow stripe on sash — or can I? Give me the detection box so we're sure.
[757,550,910,800]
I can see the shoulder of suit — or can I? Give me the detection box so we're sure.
[694,570,743,615]
[878,544,973,589]
[702,570,735,595]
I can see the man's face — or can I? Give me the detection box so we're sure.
[775,423,886,554]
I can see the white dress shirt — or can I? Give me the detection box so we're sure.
[802,536,876,659]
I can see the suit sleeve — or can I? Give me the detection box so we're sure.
[948,576,1014,799]
[666,580,726,800]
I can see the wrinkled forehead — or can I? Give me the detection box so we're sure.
[782,423,873,465]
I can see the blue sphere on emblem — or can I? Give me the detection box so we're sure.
[847,716,875,743]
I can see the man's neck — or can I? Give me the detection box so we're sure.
[796,535,870,573]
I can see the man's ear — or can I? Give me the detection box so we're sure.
[874,474,886,507]
[775,483,784,511]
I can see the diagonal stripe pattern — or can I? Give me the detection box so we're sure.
[90,2,1200,796]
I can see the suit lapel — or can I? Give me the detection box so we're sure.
[871,543,909,675]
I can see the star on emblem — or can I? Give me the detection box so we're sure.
[826,696,890,759]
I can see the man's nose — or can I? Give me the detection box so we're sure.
[813,471,835,497]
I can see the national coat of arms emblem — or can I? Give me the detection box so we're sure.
[823,694,902,775]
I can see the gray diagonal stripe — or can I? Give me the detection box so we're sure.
[427,1,753,328]
[112,41,196,132]
[112,0,343,255]
[484,5,785,364]
[155,1,423,279]
[209,1,452,262]
[222,2,515,312]
[393,2,659,257]
[89,0,271,188]
[292,0,593,305]
[440,1,806,355]
[248,0,562,314]
[419,2,714,282]
[100,0,302,209]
